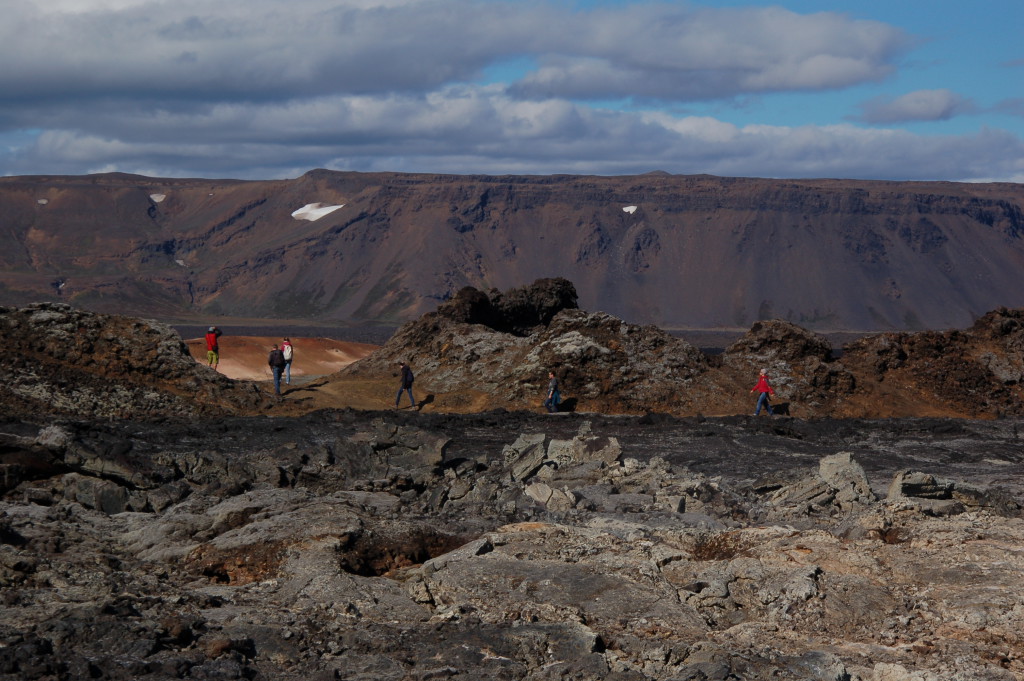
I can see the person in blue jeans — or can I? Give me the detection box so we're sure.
[268,343,287,396]
[543,370,561,413]
[281,337,294,384]
[395,361,416,408]
[750,368,775,415]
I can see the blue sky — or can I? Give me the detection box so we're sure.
[1,0,1021,181]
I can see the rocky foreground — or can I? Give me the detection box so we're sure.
[2,410,1023,681]
[2,295,1024,680]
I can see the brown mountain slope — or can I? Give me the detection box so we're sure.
[2,171,1023,332]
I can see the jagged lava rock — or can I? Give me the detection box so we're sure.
[341,278,709,413]
[1,411,1023,680]
[0,302,267,420]
[839,306,1024,418]
[340,281,1024,419]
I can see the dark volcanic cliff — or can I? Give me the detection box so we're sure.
[2,170,1023,332]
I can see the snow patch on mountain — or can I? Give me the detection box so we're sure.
[292,203,344,221]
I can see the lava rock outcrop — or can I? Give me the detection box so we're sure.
[437,277,579,336]
[0,302,267,420]
[339,280,1024,419]
[342,278,710,413]
[5,286,1024,421]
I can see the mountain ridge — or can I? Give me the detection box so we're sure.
[2,169,1023,332]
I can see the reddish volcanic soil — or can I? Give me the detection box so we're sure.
[184,336,378,381]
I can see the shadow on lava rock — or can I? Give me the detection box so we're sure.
[557,397,578,413]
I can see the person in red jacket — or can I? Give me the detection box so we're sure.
[750,368,775,416]
[205,326,222,371]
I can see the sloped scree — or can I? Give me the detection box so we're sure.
[1,410,1023,680]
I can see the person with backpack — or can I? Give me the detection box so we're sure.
[395,361,416,408]
[268,343,287,396]
[281,337,294,384]
[205,326,222,371]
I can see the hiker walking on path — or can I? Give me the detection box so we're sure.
[281,337,294,384]
[205,326,222,371]
[543,370,561,413]
[750,368,775,416]
[395,361,416,408]
[268,343,287,396]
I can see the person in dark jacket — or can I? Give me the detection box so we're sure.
[543,370,561,413]
[395,361,416,408]
[268,343,287,396]
[205,326,222,370]
[750,368,775,416]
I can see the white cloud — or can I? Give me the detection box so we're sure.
[857,89,976,124]
[0,0,525,101]
[6,88,1023,182]
[0,1,908,105]
[995,98,1024,118]
[510,7,907,101]
[0,1,1019,182]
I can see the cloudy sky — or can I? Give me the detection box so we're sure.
[2,0,1022,182]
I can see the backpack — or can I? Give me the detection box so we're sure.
[282,344,293,360]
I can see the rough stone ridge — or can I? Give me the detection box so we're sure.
[0,302,268,420]
[343,279,711,413]
[339,282,1024,418]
